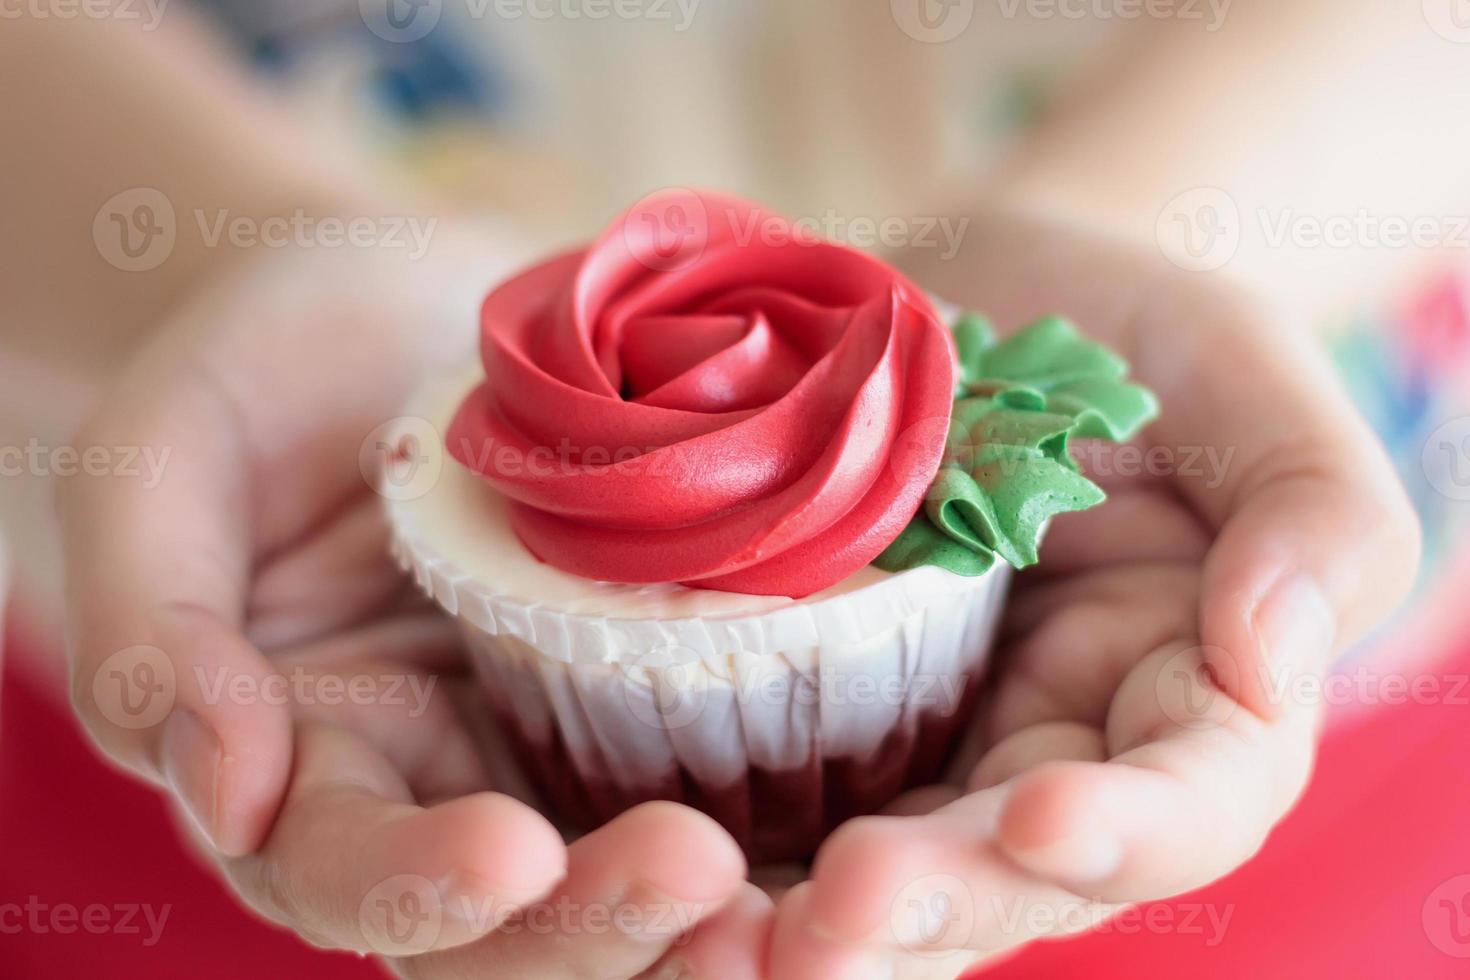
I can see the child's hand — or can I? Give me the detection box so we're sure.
[55,206,1423,980]
[766,205,1423,979]
[57,240,769,979]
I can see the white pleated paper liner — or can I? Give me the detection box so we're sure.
[388,497,1013,858]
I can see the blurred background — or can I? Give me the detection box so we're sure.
[3,1,1470,976]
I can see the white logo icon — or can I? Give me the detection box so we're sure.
[619,645,711,732]
[360,0,443,43]
[1423,874,1470,957]
[891,873,975,954]
[1156,188,1241,272]
[1423,416,1470,501]
[891,0,975,43]
[93,188,176,273]
[1423,0,1470,43]
[622,187,711,273]
[362,416,444,502]
[359,874,444,956]
[93,645,176,730]
[1154,644,1237,731]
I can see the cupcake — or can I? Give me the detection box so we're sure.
[386,190,1156,861]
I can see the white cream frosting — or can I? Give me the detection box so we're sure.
[394,368,909,620]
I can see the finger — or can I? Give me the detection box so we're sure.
[267,646,488,804]
[906,215,1421,716]
[987,562,1201,739]
[1197,477,1414,717]
[1131,285,1419,716]
[968,720,1106,791]
[225,722,566,955]
[272,612,465,675]
[57,255,440,854]
[782,626,1331,961]
[768,879,995,980]
[398,802,747,980]
[768,883,899,980]
[992,632,1330,901]
[69,591,294,858]
[246,496,411,653]
[56,343,296,855]
[1031,483,1211,577]
[647,883,774,980]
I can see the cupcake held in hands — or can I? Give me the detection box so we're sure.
[386,190,1157,861]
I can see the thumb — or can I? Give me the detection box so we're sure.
[60,368,292,857]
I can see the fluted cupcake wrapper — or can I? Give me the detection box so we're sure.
[389,488,1013,861]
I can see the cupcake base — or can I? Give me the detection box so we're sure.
[454,565,1009,862]
[384,379,1016,861]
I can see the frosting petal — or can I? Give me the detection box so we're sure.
[875,313,1159,577]
[447,191,956,598]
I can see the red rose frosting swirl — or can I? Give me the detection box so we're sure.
[446,190,956,597]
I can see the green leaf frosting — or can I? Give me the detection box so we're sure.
[874,313,1159,577]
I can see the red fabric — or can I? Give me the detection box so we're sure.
[0,641,380,980]
[4,625,1469,978]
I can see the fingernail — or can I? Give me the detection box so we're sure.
[1253,572,1336,696]
[1007,830,1124,883]
[160,709,222,850]
[438,870,506,930]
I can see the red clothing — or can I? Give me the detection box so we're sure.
[4,620,1469,978]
